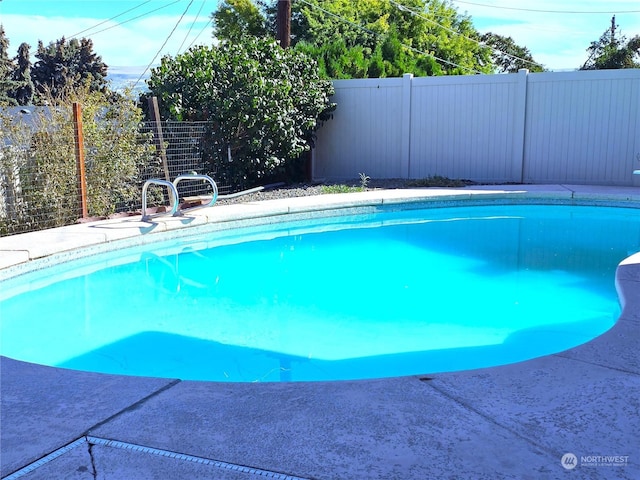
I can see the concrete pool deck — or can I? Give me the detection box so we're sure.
[1,184,639,479]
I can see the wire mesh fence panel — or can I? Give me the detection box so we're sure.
[1,112,231,236]
[1,107,82,236]
[138,121,228,202]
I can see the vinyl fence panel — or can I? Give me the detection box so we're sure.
[312,77,408,180]
[523,70,640,185]
[408,72,526,183]
[313,69,640,186]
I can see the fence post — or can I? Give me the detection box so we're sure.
[72,102,88,219]
[513,69,529,183]
[400,73,413,179]
[148,96,171,182]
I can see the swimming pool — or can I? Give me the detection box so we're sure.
[1,200,639,382]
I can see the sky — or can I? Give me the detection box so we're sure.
[1,0,639,75]
[452,0,640,70]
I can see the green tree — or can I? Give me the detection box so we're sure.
[418,0,492,75]
[0,25,18,105]
[581,21,640,70]
[376,27,442,76]
[295,39,370,79]
[481,33,545,73]
[146,38,335,188]
[0,85,157,234]
[12,43,34,105]
[31,37,108,102]
[211,0,493,77]
[295,27,442,78]
[212,0,269,40]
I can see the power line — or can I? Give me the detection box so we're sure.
[295,0,483,74]
[186,18,213,50]
[389,0,544,70]
[68,0,153,38]
[177,0,207,55]
[71,0,184,39]
[451,0,640,14]
[134,0,195,88]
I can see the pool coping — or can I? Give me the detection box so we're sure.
[1,184,639,479]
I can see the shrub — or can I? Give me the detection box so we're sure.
[146,37,335,189]
[0,86,158,235]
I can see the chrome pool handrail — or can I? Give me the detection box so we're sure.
[173,174,218,215]
[141,179,179,222]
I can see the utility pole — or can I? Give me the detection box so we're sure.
[277,0,291,48]
[610,15,616,45]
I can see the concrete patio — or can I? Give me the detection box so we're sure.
[1,185,639,479]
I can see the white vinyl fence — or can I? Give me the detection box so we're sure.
[313,69,640,186]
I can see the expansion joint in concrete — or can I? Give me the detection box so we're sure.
[553,353,640,376]
[422,379,561,460]
[84,378,182,436]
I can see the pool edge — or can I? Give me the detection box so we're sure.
[1,183,639,478]
[1,183,639,326]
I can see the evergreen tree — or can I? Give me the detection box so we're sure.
[0,25,18,105]
[31,37,108,101]
[12,43,34,105]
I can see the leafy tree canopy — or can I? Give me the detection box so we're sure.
[481,32,545,73]
[581,20,640,70]
[212,0,495,77]
[146,37,335,188]
[213,0,269,40]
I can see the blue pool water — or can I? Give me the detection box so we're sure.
[1,204,639,382]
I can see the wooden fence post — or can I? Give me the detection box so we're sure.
[73,102,88,219]
[148,96,171,182]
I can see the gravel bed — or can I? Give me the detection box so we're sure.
[87,179,471,222]
[214,179,425,205]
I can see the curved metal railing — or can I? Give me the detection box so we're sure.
[141,174,269,222]
[173,174,218,215]
[141,179,179,222]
